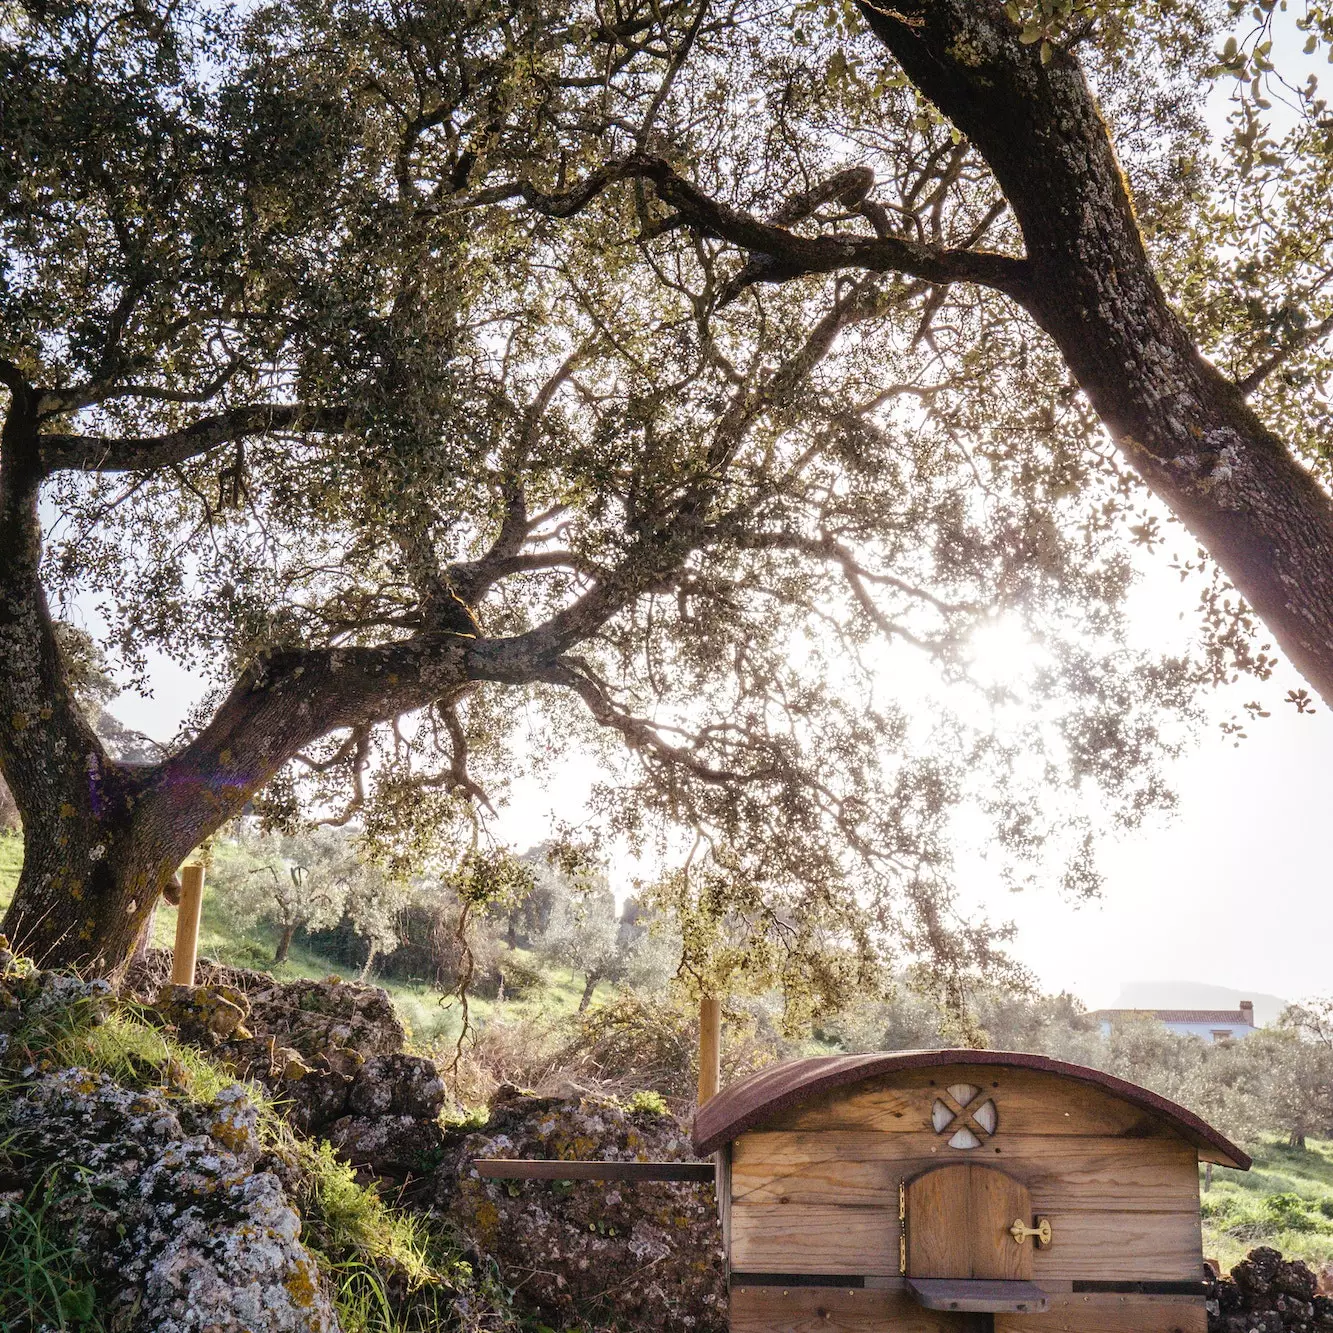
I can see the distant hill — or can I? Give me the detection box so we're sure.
[1112,981,1288,1027]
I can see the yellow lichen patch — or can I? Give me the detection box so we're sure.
[210,1118,251,1154]
[10,712,29,731]
[473,1198,501,1246]
[285,1259,320,1309]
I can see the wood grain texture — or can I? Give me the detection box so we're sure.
[1031,1210,1203,1282]
[729,1286,968,1332]
[904,1165,1032,1281]
[1000,1292,1207,1332]
[731,1132,1200,1212]
[968,1168,1031,1281]
[729,1203,1201,1279]
[906,1166,974,1280]
[758,1068,1177,1139]
[727,1286,1206,1332]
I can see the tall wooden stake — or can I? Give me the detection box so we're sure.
[698,994,721,1106]
[171,863,205,986]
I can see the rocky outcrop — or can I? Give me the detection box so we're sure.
[1209,1248,1333,1332]
[435,1084,725,1333]
[0,946,340,1332]
[130,952,447,1181]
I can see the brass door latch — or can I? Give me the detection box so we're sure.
[1009,1216,1052,1248]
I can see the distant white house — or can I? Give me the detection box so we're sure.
[1089,1001,1257,1042]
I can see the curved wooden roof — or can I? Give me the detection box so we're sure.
[692,1049,1250,1169]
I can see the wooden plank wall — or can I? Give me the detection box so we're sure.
[728,1064,1205,1312]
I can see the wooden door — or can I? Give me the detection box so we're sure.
[905,1165,1033,1281]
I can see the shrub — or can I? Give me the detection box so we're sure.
[626,1089,670,1117]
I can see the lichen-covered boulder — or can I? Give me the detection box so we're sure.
[1,1070,339,1332]
[434,1085,725,1333]
[348,1052,447,1120]
[327,1112,445,1181]
[133,953,412,1134]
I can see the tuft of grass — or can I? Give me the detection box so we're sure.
[51,1007,241,1105]
[626,1089,670,1117]
[0,1168,107,1333]
[287,1135,512,1333]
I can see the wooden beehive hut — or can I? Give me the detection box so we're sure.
[692,1050,1250,1333]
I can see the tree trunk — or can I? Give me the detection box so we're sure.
[1,383,480,972]
[359,944,378,982]
[1290,1131,1307,1150]
[0,391,179,970]
[274,922,297,964]
[578,970,601,1012]
[852,1,1333,704]
[131,899,159,967]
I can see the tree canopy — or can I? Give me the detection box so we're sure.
[2,0,1325,986]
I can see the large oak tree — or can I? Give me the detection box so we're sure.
[0,0,1268,980]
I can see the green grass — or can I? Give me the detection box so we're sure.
[0,830,604,1050]
[1203,1137,1333,1274]
[0,1168,107,1333]
[0,832,21,914]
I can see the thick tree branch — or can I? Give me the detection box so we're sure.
[468,153,1035,303]
[847,0,1333,706]
[39,404,351,474]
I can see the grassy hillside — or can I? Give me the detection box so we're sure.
[1204,1138,1333,1274]
[11,828,1333,1277]
[0,833,19,907]
[0,831,600,1048]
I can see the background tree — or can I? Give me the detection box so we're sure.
[530,854,651,1011]
[212,825,370,964]
[0,0,1225,983]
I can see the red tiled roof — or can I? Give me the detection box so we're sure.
[1091,1009,1255,1026]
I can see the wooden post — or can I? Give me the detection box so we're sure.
[698,994,721,1106]
[171,862,205,986]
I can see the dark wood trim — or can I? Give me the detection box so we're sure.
[730,1273,866,1288]
[908,1278,1048,1314]
[1071,1280,1208,1296]
[729,1274,1208,1298]
[472,1159,716,1182]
